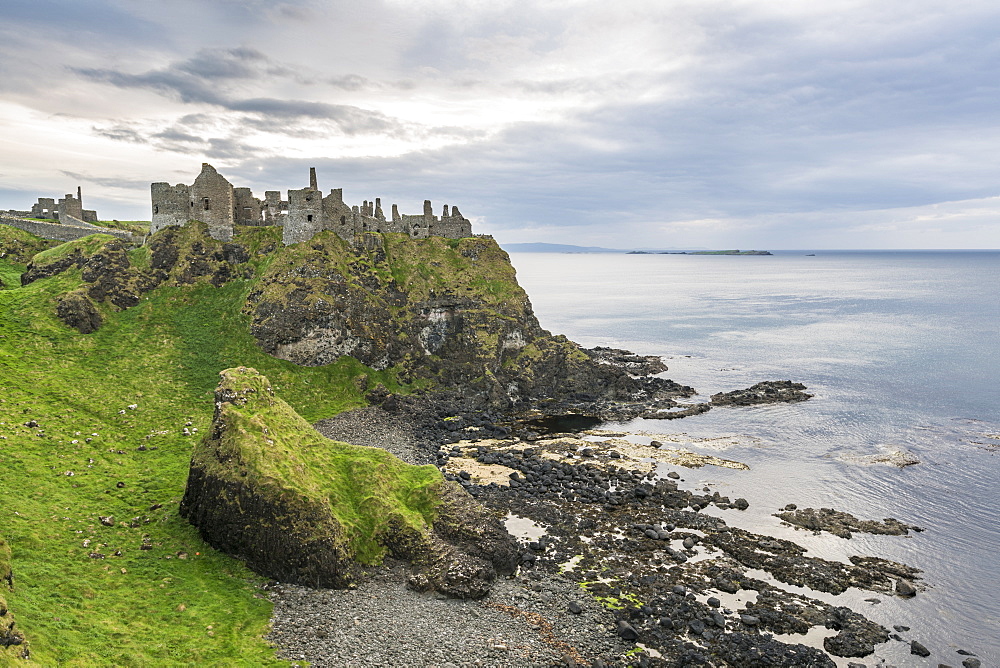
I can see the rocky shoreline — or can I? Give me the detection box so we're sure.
[270,372,986,668]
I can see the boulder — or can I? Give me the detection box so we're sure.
[56,289,103,334]
[180,367,517,598]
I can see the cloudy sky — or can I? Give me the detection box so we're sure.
[1,0,998,249]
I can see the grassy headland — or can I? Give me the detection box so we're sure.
[0,225,412,665]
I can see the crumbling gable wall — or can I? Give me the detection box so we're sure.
[190,163,235,241]
[30,198,57,219]
[321,188,354,241]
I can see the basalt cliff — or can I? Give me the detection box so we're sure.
[21,221,690,419]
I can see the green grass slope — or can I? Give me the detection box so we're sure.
[0,227,410,665]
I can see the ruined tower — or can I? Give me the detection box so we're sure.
[150,182,191,234]
[190,163,235,241]
[283,170,324,245]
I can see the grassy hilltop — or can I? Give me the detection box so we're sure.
[0,222,542,665]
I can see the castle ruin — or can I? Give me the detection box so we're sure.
[151,164,473,244]
[5,186,100,224]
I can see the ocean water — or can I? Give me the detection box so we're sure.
[507,250,1000,666]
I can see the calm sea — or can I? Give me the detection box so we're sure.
[508,250,1000,667]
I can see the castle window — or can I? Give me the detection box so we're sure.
[307,214,313,222]
[154,205,159,214]
[203,198,210,211]
[340,216,346,225]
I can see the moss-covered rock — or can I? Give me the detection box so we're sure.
[55,288,103,333]
[0,224,58,264]
[0,536,29,662]
[19,222,279,334]
[180,367,516,598]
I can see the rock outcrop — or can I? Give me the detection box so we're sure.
[0,224,58,264]
[19,222,269,333]
[710,380,813,406]
[180,367,517,598]
[775,507,923,539]
[0,536,28,660]
[246,231,688,416]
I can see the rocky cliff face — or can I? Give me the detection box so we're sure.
[246,231,686,416]
[180,367,517,598]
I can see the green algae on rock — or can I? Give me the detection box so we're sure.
[180,367,517,598]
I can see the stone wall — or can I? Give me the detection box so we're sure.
[264,191,287,225]
[283,187,323,245]
[30,198,57,219]
[321,189,354,240]
[0,214,133,243]
[234,187,263,226]
[58,193,84,222]
[151,182,191,235]
[190,164,234,241]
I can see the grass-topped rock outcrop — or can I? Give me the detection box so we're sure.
[180,367,517,598]
[19,222,272,333]
[247,230,685,415]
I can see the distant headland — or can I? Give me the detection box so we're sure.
[628,249,773,255]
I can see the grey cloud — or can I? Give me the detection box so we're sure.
[75,66,225,105]
[175,47,273,80]
[92,124,148,144]
[152,129,203,143]
[75,52,411,138]
[59,171,151,190]
[204,137,266,160]
[226,98,404,135]
[327,74,373,91]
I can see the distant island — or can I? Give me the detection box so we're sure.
[499,243,771,255]
[628,249,773,255]
[502,242,710,253]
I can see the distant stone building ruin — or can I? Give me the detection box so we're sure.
[5,186,99,224]
[151,164,473,244]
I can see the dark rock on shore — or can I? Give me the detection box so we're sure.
[711,380,813,406]
[585,346,669,376]
[775,507,922,539]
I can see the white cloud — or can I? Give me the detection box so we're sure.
[0,0,998,247]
